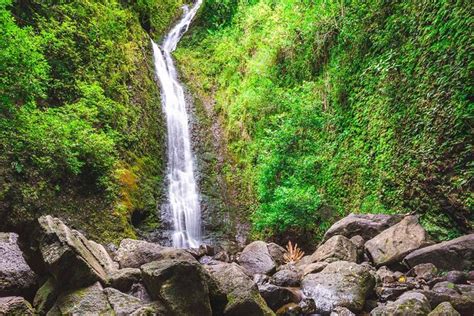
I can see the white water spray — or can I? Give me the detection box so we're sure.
[152,0,203,248]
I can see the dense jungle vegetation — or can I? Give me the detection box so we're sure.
[0,0,472,246]
[177,0,473,245]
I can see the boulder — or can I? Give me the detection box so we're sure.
[370,291,431,315]
[301,261,376,313]
[416,282,474,315]
[47,282,113,315]
[324,213,403,241]
[330,306,356,316]
[104,287,167,315]
[115,239,195,268]
[365,216,430,266]
[350,235,365,262]
[0,296,35,315]
[309,235,358,263]
[271,268,301,287]
[267,243,286,266]
[206,263,274,316]
[141,259,212,316]
[238,241,276,275]
[412,263,438,280]
[37,215,116,289]
[428,302,460,316]
[301,262,328,276]
[109,268,142,292]
[0,232,38,297]
[33,277,57,315]
[258,284,300,311]
[404,234,474,271]
[446,271,467,284]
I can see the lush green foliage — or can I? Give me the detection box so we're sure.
[0,0,183,242]
[178,0,473,243]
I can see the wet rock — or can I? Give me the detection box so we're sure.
[115,239,195,268]
[301,261,328,276]
[413,263,438,280]
[370,291,431,315]
[428,302,460,316]
[417,282,474,315]
[324,213,403,241]
[365,216,429,266]
[275,303,301,316]
[258,284,300,311]
[141,259,212,316]
[404,234,474,271]
[446,271,467,284]
[0,232,38,297]
[48,282,113,315]
[330,306,356,315]
[0,296,35,315]
[238,241,276,275]
[301,261,376,314]
[37,215,116,290]
[109,268,142,292]
[271,268,301,287]
[205,262,274,316]
[267,243,286,266]
[33,277,57,315]
[104,287,167,315]
[309,235,358,263]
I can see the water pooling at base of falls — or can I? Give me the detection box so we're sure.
[152,0,203,248]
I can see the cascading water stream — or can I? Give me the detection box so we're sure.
[152,0,203,248]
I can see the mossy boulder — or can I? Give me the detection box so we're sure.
[370,291,431,315]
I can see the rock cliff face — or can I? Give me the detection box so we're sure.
[1,214,473,315]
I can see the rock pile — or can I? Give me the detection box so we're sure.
[0,214,472,315]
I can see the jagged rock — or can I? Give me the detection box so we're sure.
[141,259,212,316]
[104,287,167,315]
[205,262,274,316]
[301,261,375,313]
[365,216,429,266]
[404,234,474,271]
[258,284,300,311]
[37,215,116,290]
[309,235,358,263]
[323,213,403,241]
[301,261,328,276]
[446,271,467,284]
[109,268,142,292]
[0,297,35,315]
[271,268,301,287]
[47,282,113,315]
[413,263,438,280]
[416,282,474,315]
[370,291,431,315]
[0,232,38,297]
[33,277,57,315]
[267,243,286,266]
[115,239,195,268]
[428,302,461,316]
[330,306,356,315]
[238,241,276,275]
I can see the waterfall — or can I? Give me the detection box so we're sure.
[152,0,203,248]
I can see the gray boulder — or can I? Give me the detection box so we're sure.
[301,262,328,276]
[301,261,375,313]
[309,235,358,263]
[404,234,474,271]
[37,215,117,289]
[104,287,167,315]
[206,262,274,316]
[267,243,286,266]
[0,296,35,315]
[115,239,195,268]
[428,302,460,316]
[416,282,474,315]
[141,259,212,316]
[109,268,142,292]
[412,263,438,280]
[238,241,277,275]
[271,268,301,287]
[365,216,430,266]
[324,213,402,241]
[47,282,113,315]
[371,291,431,315]
[0,232,38,297]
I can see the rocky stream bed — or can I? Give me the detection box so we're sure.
[0,214,473,315]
